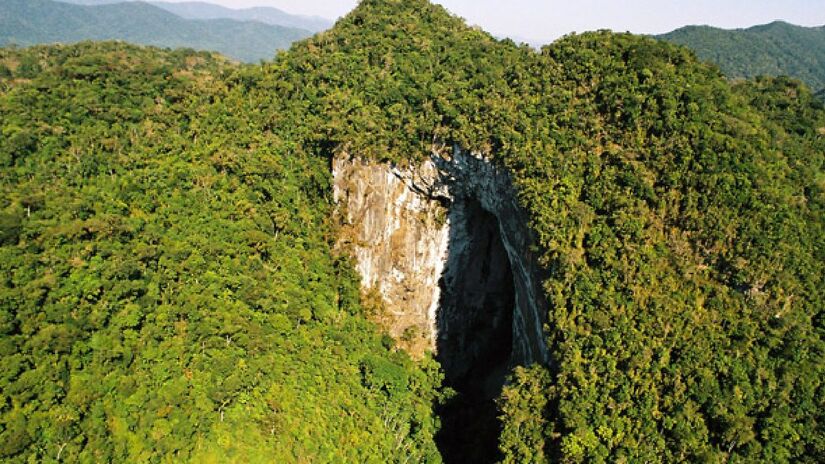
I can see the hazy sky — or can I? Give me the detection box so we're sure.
[163,0,825,43]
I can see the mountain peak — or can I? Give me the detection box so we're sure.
[314,0,494,55]
[658,20,825,90]
[341,0,464,30]
[748,19,796,32]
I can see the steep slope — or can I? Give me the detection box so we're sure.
[59,0,333,32]
[0,42,441,462]
[658,21,825,93]
[275,1,825,461]
[0,0,312,62]
[1,0,824,462]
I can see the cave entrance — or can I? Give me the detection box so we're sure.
[435,198,515,464]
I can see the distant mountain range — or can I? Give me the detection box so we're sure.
[658,21,825,93]
[0,0,320,62]
[60,0,333,32]
[2,0,823,92]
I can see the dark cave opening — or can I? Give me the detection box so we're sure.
[435,199,515,464]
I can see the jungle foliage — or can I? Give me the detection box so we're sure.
[658,21,825,95]
[1,0,823,462]
[0,41,441,462]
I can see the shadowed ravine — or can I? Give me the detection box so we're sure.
[435,200,515,463]
[332,150,552,462]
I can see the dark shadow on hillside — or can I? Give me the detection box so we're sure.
[435,198,515,464]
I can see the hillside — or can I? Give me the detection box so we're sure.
[60,0,333,32]
[0,41,442,462]
[659,21,825,93]
[150,2,331,32]
[0,0,313,62]
[1,0,824,462]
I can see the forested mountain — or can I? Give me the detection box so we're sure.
[60,0,333,32]
[149,2,331,32]
[1,0,823,462]
[0,0,313,62]
[659,21,825,93]
[0,41,443,462]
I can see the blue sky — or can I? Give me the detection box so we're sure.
[163,0,825,43]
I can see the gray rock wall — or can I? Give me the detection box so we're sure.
[332,148,549,367]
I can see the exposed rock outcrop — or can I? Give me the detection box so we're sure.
[333,148,550,369]
[333,155,450,351]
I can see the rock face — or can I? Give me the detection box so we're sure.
[334,148,551,461]
[332,155,450,350]
[332,148,550,370]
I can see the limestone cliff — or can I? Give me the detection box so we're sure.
[333,155,450,352]
[333,148,550,370]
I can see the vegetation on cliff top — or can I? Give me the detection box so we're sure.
[1,0,823,461]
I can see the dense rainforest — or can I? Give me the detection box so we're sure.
[0,42,442,462]
[1,0,823,462]
[658,21,825,95]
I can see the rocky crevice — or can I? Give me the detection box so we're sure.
[333,147,550,461]
[333,147,549,367]
[432,150,550,369]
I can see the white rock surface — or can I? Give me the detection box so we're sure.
[333,148,549,367]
